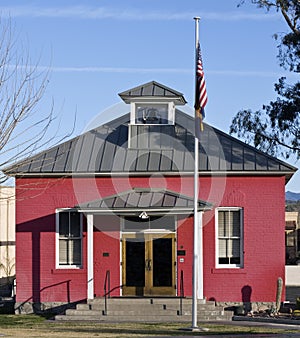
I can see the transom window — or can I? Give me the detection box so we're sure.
[57,211,82,268]
[216,208,243,268]
[123,216,175,232]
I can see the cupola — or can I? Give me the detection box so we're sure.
[119,81,187,149]
[119,81,187,126]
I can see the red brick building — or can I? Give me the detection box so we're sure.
[5,81,297,313]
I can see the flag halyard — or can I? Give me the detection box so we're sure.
[194,42,207,139]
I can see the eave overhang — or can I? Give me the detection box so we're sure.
[10,170,295,183]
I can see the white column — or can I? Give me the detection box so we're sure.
[198,211,204,299]
[87,213,94,299]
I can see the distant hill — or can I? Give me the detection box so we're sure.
[286,191,300,202]
[286,191,300,212]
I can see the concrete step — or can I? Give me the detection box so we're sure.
[67,308,228,317]
[87,299,215,309]
[55,298,234,322]
[67,308,178,316]
[79,303,218,312]
[56,313,233,322]
[88,298,209,305]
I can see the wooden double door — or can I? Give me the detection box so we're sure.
[122,233,176,296]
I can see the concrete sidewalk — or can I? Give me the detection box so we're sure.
[233,315,300,327]
[159,319,300,337]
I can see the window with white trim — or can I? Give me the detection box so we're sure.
[216,208,243,267]
[57,211,82,267]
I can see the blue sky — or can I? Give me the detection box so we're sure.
[1,0,299,191]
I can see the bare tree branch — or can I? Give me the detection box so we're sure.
[0,18,75,183]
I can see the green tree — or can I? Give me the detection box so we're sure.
[230,0,300,159]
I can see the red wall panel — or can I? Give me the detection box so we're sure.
[177,216,193,296]
[15,174,286,304]
[201,176,286,303]
[93,215,120,297]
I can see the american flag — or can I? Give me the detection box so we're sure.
[194,42,207,139]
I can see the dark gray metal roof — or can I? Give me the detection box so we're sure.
[4,98,297,182]
[119,81,187,105]
[76,188,212,214]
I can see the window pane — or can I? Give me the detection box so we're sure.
[136,104,168,124]
[231,239,240,257]
[219,257,229,264]
[124,217,149,231]
[59,212,69,236]
[70,212,80,237]
[150,216,175,231]
[59,239,68,264]
[124,216,175,232]
[153,238,172,286]
[230,257,240,264]
[232,211,241,237]
[126,241,145,286]
[218,211,228,237]
[70,239,82,265]
[219,239,227,257]
[287,231,296,247]
[218,211,224,237]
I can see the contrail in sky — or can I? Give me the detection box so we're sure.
[0,6,280,21]
[28,65,294,78]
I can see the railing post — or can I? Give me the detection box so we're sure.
[108,270,111,299]
[179,270,184,316]
[103,270,110,315]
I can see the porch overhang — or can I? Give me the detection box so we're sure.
[81,188,211,300]
[76,187,212,215]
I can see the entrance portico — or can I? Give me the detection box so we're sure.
[77,188,212,300]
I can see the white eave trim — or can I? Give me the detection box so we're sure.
[8,170,295,178]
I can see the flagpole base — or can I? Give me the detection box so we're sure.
[180,326,209,332]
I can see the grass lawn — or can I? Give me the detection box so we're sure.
[0,315,299,337]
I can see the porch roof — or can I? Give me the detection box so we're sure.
[76,188,212,215]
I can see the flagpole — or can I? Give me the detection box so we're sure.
[192,16,200,330]
[183,16,208,333]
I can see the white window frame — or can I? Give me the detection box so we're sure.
[130,101,175,125]
[215,207,244,269]
[55,209,83,269]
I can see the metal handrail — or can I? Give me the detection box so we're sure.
[179,270,184,315]
[103,270,110,315]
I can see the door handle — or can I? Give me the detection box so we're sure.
[146,259,152,271]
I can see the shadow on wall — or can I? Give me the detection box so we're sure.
[16,213,88,313]
[242,284,252,314]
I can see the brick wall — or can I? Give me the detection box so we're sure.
[15,174,286,305]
